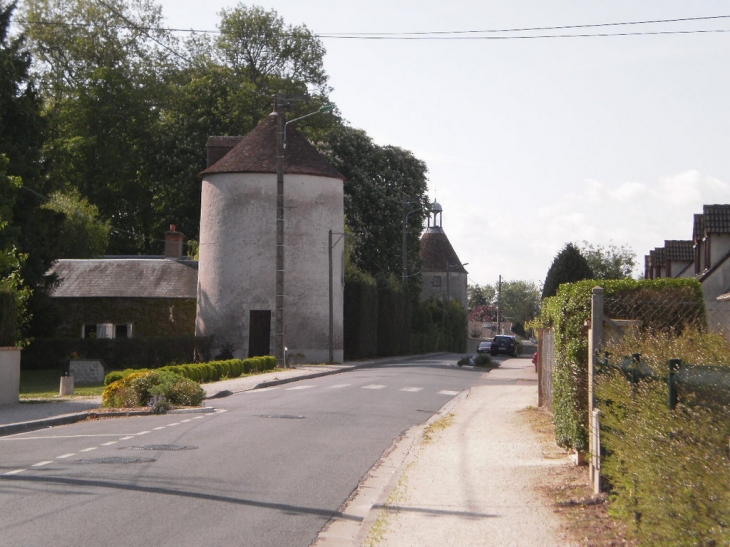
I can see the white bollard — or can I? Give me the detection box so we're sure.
[59,375,74,396]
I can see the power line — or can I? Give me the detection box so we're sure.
[15,14,730,40]
[316,14,730,36]
[319,29,730,40]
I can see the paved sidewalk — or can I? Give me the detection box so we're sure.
[316,357,575,547]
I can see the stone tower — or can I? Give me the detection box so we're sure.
[196,113,345,363]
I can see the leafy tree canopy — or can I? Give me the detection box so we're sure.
[322,126,429,288]
[499,279,541,326]
[576,240,636,280]
[468,283,496,309]
[41,189,111,258]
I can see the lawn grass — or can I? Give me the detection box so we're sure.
[20,369,105,399]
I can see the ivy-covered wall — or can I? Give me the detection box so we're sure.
[53,298,196,338]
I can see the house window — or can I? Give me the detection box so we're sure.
[432,276,442,287]
[82,323,131,339]
[115,324,132,338]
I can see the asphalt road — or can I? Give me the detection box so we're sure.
[0,355,492,547]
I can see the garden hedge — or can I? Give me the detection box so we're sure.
[538,277,705,452]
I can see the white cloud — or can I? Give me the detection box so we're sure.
[443,170,729,285]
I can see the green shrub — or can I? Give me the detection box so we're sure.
[104,371,126,385]
[102,370,204,409]
[597,329,730,546]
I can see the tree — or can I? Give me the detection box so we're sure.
[499,280,541,326]
[542,243,594,299]
[0,1,64,337]
[41,190,110,258]
[21,0,176,254]
[469,303,497,323]
[215,4,328,97]
[576,241,636,280]
[468,283,496,309]
[322,126,430,288]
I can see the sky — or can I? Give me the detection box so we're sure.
[156,0,730,288]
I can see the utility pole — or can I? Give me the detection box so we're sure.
[497,275,502,335]
[401,197,419,285]
[275,94,286,368]
[328,229,333,364]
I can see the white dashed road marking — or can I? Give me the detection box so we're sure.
[4,469,25,475]
[327,384,351,389]
[32,461,53,467]
[56,453,75,459]
[119,436,134,441]
[79,447,97,452]
[362,385,387,390]
[286,385,316,390]
[438,390,460,396]
[400,387,423,392]
[102,441,118,446]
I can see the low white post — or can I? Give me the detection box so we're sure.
[592,408,602,494]
[59,375,75,396]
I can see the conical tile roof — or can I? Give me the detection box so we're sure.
[200,113,344,180]
[420,227,467,274]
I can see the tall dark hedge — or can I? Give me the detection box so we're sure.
[377,278,411,357]
[0,288,17,346]
[343,275,378,360]
[542,243,594,299]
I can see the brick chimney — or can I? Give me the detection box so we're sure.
[164,224,184,259]
[205,136,245,167]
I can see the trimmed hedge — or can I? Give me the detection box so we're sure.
[538,278,705,452]
[103,356,277,386]
[411,298,467,354]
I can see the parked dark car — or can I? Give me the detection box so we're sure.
[490,335,518,357]
[477,340,492,354]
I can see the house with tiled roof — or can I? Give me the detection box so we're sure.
[644,241,693,279]
[48,227,198,338]
[419,201,468,311]
[645,204,730,336]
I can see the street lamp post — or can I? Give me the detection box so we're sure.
[446,261,469,304]
[275,99,335,368]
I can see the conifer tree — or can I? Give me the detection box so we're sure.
[542,243,594,299]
